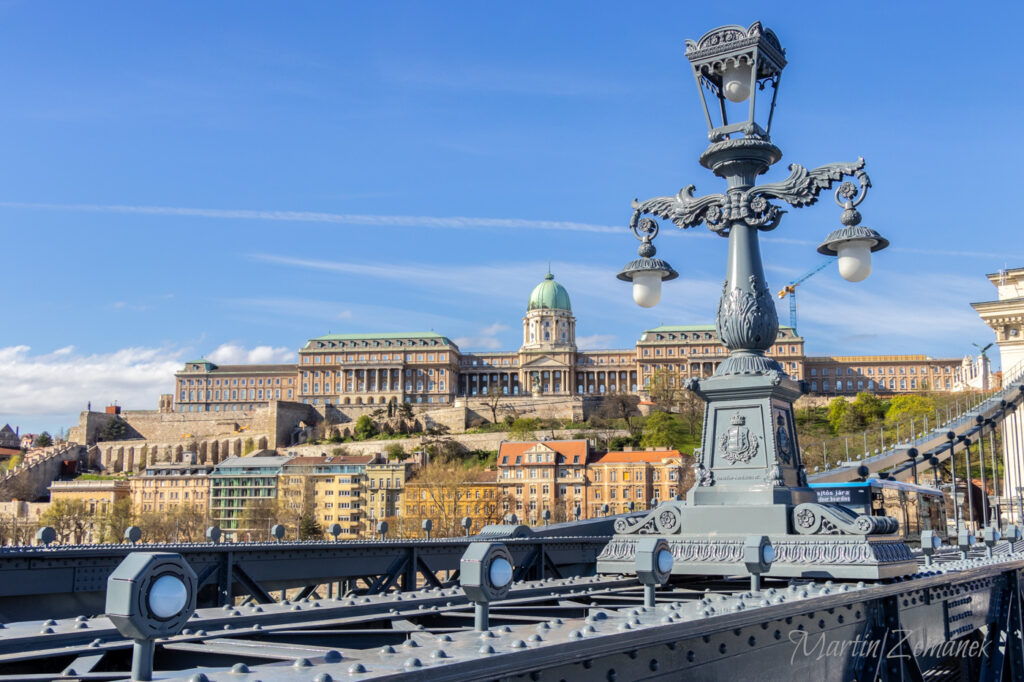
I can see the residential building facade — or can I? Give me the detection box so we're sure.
[365,460,412,524]
[587,449,687,518]
[278,455,378,539]
[49,479,131,513]
[209,455,294,539]
[497,440,591,524]
[130,463,213,514]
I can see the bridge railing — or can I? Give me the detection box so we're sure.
[809,370,1024,483]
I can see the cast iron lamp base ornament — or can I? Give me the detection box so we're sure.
[600,21,913,581]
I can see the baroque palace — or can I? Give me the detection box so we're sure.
[174,272,979,414]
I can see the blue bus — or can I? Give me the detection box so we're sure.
[808,478,948,545]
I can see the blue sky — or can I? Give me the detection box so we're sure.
[2,1,1021,433]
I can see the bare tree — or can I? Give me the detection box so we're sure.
[407,457,479,537]
[39,500,93,544]
[239,498,281,541]
[596,392,643,435]
[481,392,509,425]
[647,368,704,436]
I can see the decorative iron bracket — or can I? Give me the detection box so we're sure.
[631,157,870,234]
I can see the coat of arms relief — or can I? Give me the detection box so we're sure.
[719,412,759,464]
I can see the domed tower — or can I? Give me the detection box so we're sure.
[523,272,576,351]
[519,271,577,396]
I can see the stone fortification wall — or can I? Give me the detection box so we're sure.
[0,444,85,502]
[95,434,274,473]
[73,393,626,474]
[69,408,269,445]
[458,395,590,426]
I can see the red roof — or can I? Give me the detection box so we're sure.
[592,449,683,464]
[498,440,589,465]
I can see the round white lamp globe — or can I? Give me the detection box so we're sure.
[761,544,776,565]
[148,574,188,619]
[721,62,752,103]
[489,557,513,589]
[632,270,664,308]
[836,239,873,282]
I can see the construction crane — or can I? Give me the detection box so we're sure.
[776,260,831,333]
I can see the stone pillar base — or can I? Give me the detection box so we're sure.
[596,532,916,581]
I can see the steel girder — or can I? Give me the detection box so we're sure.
[0,535,610,622]
[2,546,1024,680]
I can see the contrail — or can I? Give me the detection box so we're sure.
[0,201,626,235]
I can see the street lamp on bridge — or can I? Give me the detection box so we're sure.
[599,21,910,581]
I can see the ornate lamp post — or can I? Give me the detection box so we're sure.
[599,22,912,581]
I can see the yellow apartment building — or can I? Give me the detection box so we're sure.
[278,455,379,539]
[365,460,411,527]
[587,449,688,517]
[130,463,213,513]
[497,440,590,524]
[49,479,131,514]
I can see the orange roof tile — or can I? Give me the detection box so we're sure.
[498,440,589,464]
[592,450,684,464]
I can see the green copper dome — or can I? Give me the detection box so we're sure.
[528,273,571,312]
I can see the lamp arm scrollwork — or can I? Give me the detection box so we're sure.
[748,157,870,209]
[631,185,729,233]
[629,158,871,235]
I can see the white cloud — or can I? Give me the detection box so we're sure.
[0,345,183,426]
[454,323,510,350]
[206,343,295,365]
[0,343,299,432]
[576,334,618,350]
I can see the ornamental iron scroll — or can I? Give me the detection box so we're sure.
[792,503,899,536]
[630,157,870,235]
[613,502,685,535]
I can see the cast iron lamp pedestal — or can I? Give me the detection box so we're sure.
[597,21,914,581]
